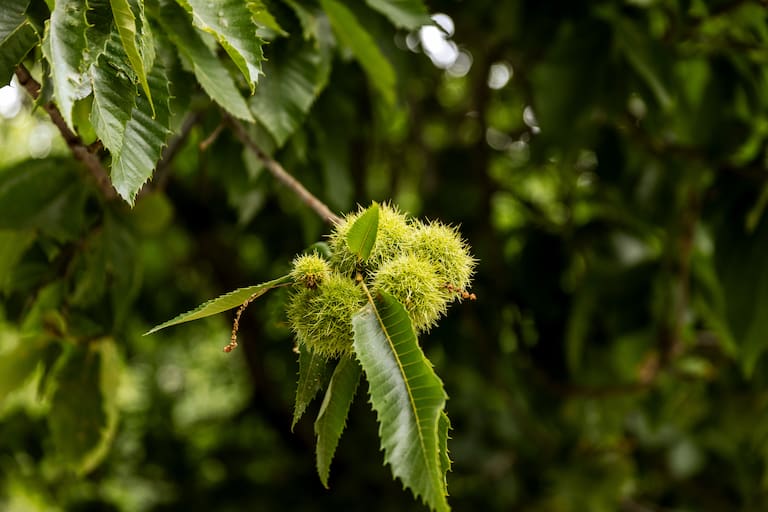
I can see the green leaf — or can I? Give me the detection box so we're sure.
[0,230,36,293]
[314,356,361,488]
[158,1,253,121]
[0,0,38,86]
[0,158,87,240]
[250,39,332,146]
[346,202,379,261]
[365,0,431,30]
[352,289,449,512]
[319,0,396,105]
[0,335,48,405]
[145,275,291,335]
[109,63,172,204]
[437,410,451,485]
[90,40,137,155]
[109,0,155,113]
[44,0,92,128]
[175,0,267,92]
[49,339,120,475]
[250,0,287,36]
[292,343,330,430]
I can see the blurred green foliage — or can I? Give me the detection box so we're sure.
[3,0,768,510]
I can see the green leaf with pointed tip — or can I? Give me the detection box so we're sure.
[175,0,267,92]
[319,0,396,105]
[314,356,361,488]
[292,343,330,430]
[109,0,155,113]
[44,0,92,128]
[250,39,331,146]
[352,290,449,512]
[0,335,48,405]
[346,202,379,261]
[145,275,291,335]
[250,0,287,36]
[109,63,172,204]
[159,2,253,121]
[49,338,120,475]
[365,0,430,30]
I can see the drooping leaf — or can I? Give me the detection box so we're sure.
[109,63,172,204]
[145,275,292,334]
[319,0,396,105]
[292,343,330,430]
[314,356,361,488]
[0,158,87,240]
[175,0,268,92]
[346,202,379,261]
[352,290,449,512]
[0,335,48,404]
[249,0,287,36]
[44,0,92,128]
[159,1,253,121]
[49,338,120,475]
[84,0,113,59]
[250,39,332,146]
[109,0,155,112]
[90,35,137,155]
[365,0,430,30]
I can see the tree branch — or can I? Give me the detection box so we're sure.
[226,116,342,225]
[14,64,117,201]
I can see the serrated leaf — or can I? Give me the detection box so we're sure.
[44,0,92,127]
[90,41,137,154]
[365,0,430,30]
[438,410,451,484]
[85,0,116,62]
[0,335,48,405]
[346,202,379,261]
[109,0,155,112]
[314,356,361,488]
[319,0,396,105]
[352,290,449,512]
[145,275,291,335]
[49,338,120,475]
[250,39,331,146]
[293,343,330,430]
[109,64,172,204]
[159,1,253,121]
[175,0,267,92]
[250,0,287,36]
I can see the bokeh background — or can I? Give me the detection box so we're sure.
[3,1,768,510]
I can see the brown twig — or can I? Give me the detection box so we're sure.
[225,292,259,353]
[226,116,343,225]
[14,64,117,200]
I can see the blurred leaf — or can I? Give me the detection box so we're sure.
[159,1,253,122]
[175,0,266,92]
[319,0,396,105]
[365,0,430,30]
[437,410,451,485]
[0,230,35,293]
[0,158,86,240]
[145,275,292,334]
[250,39,331,146]
[346,202,379,261]
[43,0,92,127]
[109,0,155,112]
[0,336,49,405]
[314,356,361,487]
[109,63,172,205]
[352,290,449,512]
[292,343,330,430]
[48,338,120,475]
